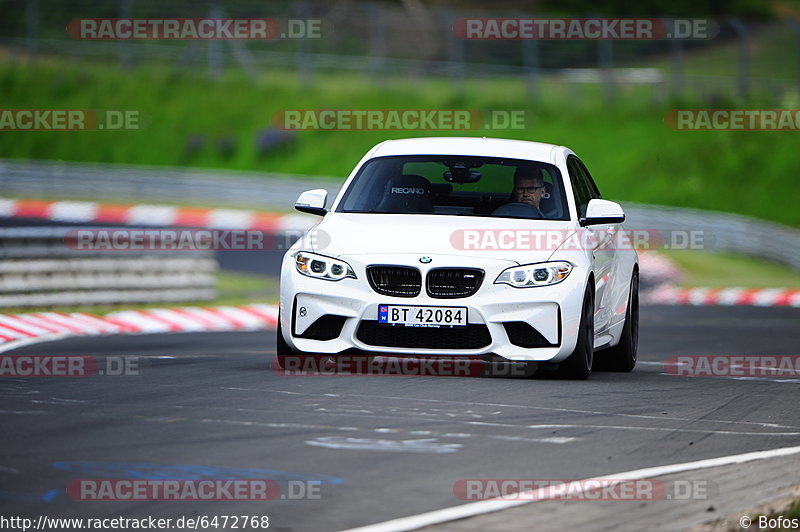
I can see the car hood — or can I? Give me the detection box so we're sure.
[308,213,578,264]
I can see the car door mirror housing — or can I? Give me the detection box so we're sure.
[295,189,328,216]
[580,199,625,226]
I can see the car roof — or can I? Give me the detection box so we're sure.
[368,137,563,164]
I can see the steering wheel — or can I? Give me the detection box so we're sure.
[491,202,544,219]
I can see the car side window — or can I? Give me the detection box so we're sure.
[567,156,591,218]
[576,158,602,199]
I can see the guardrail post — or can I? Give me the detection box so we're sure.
[786,18,800,95]
[519,11,540,101]
[118,0,133,70]
[26,0,37,63]
[208,4,223,80]
[444,9,465,91]
[670,38,684,98]
[598,38,614,103]
[368,3,387,85]
[295,1,313,88]
[727,17,750,101]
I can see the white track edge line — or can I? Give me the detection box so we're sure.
[339,445,800,532]
[0,333,72,354]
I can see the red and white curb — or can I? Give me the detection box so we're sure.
[644,285,800,307]
[0,197,315,231]
[0,304,278,354]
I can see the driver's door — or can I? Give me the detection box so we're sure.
[568,156,615,334]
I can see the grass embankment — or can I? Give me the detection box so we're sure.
[752,498,800,531]
[660,250,800,288]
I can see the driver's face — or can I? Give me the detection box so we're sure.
[513,177,545,207]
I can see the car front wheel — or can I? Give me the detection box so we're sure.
[557,285,594,380]
[596,272,639,372]
[276,319,311,370]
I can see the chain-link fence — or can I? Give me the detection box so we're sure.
[3,0,800,102]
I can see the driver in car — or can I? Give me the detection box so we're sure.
[512,170,547,212]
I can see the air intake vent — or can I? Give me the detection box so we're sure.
[426,268,484,298]
[295,315,347,341]
[503,321,560,348]
[356,321,491,349]
[367,266,422,297]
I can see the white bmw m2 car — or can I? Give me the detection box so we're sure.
[278,137,638,379]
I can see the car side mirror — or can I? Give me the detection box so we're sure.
[295,189,328,216]
[580,199,625,226]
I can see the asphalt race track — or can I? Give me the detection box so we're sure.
[1,304,799,531]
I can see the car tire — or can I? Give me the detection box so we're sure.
[557,285,594,380]
[276,317,370,373]
[596,272,639,372]
[276,319,311,370]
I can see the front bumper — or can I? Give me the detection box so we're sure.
[279,255,588,362]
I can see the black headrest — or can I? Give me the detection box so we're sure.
[386,174,431,193]
[378,174,434,213]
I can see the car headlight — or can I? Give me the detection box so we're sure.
[494,261,573,288]
[295,251,356,281]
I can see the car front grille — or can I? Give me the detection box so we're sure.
[367,265,484,299]
[356,320,491,350]
[367,266,421,297]
[426,268,484,298]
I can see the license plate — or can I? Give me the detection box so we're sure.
[378,305,467,328]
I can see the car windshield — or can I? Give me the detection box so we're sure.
[336,155,569,220]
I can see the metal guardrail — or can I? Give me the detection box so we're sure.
[2,159,799,271]
[622,203,800,271]
[562,68,664,84]
[0,227,218,308]
[0,158,342,210]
